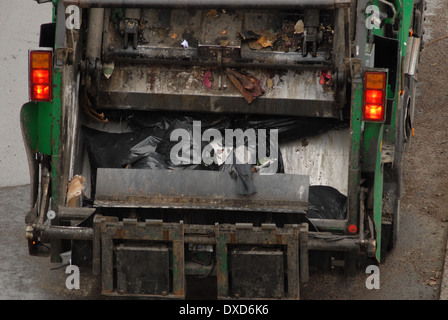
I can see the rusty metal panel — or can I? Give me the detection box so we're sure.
[99,66,338,117]
[94,168,309,213]
[230,248,284,298]
[116,244,170,295]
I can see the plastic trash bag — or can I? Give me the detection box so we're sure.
[307,186,347,220]
[83,126,155,169]
[123,136,168,169]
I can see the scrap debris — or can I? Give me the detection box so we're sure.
[226,69,265,104]
[266,76,274,89]
[236,17,334,54]
[181,39,189,48]
[320,70,333,85]
[216,36,230,47]
[294,20,304,34]
[238,30,259,41]
[246,30,277,50]
[66,175,86,207]
[203,70,213,90]
[205,9,219,18]
[256,30,277,48]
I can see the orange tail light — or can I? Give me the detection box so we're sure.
[29,50,52,102]
[363,71,387,122]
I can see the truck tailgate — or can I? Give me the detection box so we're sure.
[94,168,309,213]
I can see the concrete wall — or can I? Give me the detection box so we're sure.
[0,0,52,187]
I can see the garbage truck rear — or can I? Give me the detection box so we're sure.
[20,0,425,298]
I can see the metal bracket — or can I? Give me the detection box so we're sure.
[303,9,322,57]
[123,19,138,49]
[123,9,141,49]
[55,47,75,67]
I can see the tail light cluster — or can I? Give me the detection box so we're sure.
[29,50,52,102]
[363,71,387,122]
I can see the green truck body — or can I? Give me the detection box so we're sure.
[21,0,425,298]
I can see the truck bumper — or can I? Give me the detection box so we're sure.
[95,217,307,299]
[31,208,372,299]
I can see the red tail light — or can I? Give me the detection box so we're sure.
[29,50,52,102]
[363,71,386,122]
[348,224,358,234]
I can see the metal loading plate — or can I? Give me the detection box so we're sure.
[98,66,339,118]
[94,168,309,213]
[97,7,343,117]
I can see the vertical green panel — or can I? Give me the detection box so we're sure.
[361,122,384,262]
[351,85,364,164]
[20,102,39,153]
[36,102,53,156]
[216,232,230,298]
[401,0,414,58]
[52,0,58,22]
[50,68,62,205]
[347,73,364,228]
[387,0,413,142]
[384,0,414,144]
[374,125,384,262]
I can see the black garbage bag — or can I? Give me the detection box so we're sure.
[307,185,347,220]
[127,112,169,131]
[123,136,169,169]
[128,111,232,131]
[234,115,348,143]
[83,126,156,169]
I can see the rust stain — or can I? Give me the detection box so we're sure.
[115,228,124,239]
[275,234,283,244]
